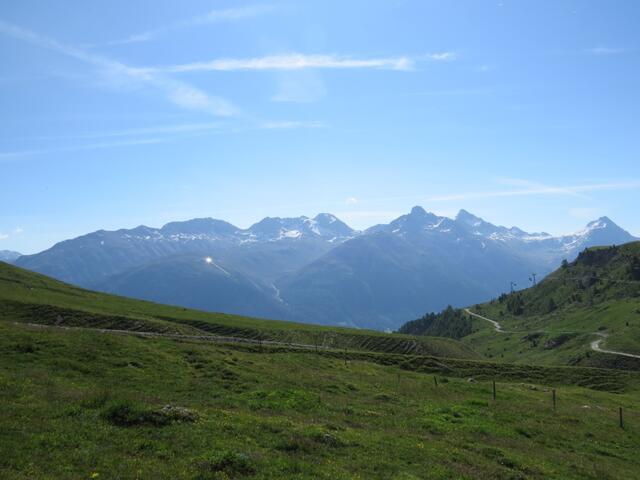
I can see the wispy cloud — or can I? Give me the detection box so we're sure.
[339,180,640,207]
[0,233,8,240]
[14,227,24,234]
[0,121,326,160]
[144,52,454,74]
[0,20,238,117]
[96,4,277,46]
[0,137,170,162]
[426,180,640,202]
[495,178,586,198]
[20,122,222,142]
[586,46,626,56]
[423,52,457,61]
[405,87,495,97]
[194,4,276,22]
[345,197,358,205]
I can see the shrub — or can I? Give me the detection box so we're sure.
[102,401,156,427]
[309,430,346,448]
[102,401,198,427]
[196,450,255,478]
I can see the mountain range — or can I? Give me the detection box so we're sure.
[14,208,638,330]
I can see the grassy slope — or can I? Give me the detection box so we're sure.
[2,321,640,479]
[2,263,640,477]
[463,243,640,369]
[5,262,634,390]
[0,262,477,359]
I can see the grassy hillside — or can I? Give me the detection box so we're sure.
[1,319,640,479]
[0,262,477,359]
[463,243,640,368]
[2,261,640,477]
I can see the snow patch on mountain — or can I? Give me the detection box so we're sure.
[280,229,302,239]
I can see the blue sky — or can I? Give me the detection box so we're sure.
[1,0,639,253]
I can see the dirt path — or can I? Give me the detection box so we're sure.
[465,309,640,360]
[590,333,640,359]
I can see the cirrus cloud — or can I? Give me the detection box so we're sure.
[93,4,278,46]
[142,52,457,74]
[0,20,239,117]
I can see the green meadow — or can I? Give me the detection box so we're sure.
[2,260,640,478]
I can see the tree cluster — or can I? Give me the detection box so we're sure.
[576,245,619,267]
[505,294,525,315]
[397,305,472,339]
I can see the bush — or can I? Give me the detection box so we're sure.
[102,401,198,427]
[102,401,158,427]
[196,450,255,478]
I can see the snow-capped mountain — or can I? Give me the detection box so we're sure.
[14,208,637,330]
[368,207,636,267]
[553,216,634,252]
[278,207,637,329]
[15,214,356,287]
[243,214,355,243]
[279,207,540,329]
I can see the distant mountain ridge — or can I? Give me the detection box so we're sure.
[0,250,22,264]
[16,213,355,287]
[15,208,638,330]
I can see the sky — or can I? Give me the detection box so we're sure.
[1,0,639,254]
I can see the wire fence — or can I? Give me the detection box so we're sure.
[420,375,640,432]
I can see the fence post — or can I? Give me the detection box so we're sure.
[619,407,624,429]
[492,381,496,401]
[552,389,556,411]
